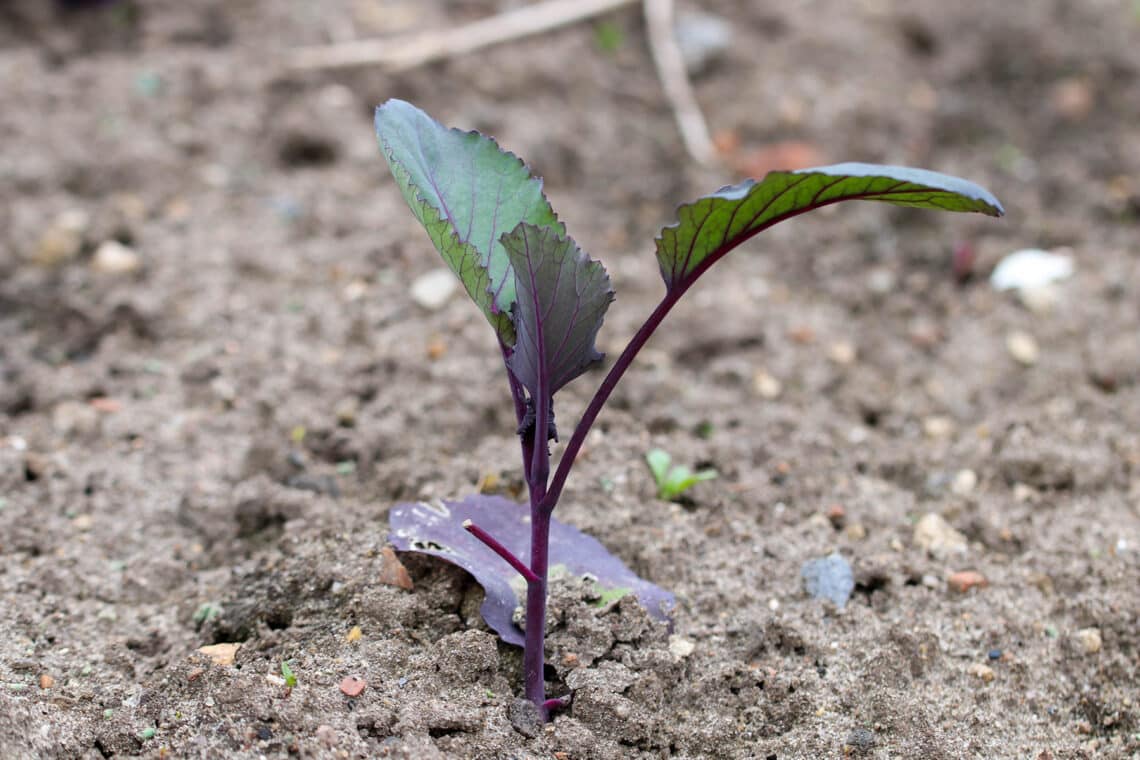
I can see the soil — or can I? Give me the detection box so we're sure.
[1,1,1138,758]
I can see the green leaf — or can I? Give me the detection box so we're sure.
[503,224,614,399]
[656,163,1004,291]
[280,661,297,688]
[667,468,717,497]
[646,448,672,486]
[375,100,564,344]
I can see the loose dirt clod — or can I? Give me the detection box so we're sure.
[198,643,241,667]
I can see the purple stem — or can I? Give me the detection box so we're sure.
[523,504,551,716]
[463,520,539,584]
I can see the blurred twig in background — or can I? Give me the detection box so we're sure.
[290,0,717,167]
[290,0,638,73]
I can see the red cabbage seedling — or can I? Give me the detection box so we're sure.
[375,99,1003,719]
[646,447,717,502]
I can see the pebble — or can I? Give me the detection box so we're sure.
[845,523,867,541]
[866,268,897,295]
[913,513,968,557]
[827,341,857,366]
[948,570,988,593]
[968,663,995,683]
[91,240,142,275]
[426,336,447,360]
[990,249,1074,292]
[345,625,362,644]
[338,676,366,697]
[951,469,978,496]
[34,209,89,266]
[410,268,457,310]
[1049,77,1094,122]
[988,648,1002,661]
[922,416,955,439]
[198,643,241,667]
[844,727,877,754]
[753,369,782,399]
[668,635,696,660]
[801,553,855,610]
[1075,627,1102,655]
[39,674,54,689]
[1006,331,1040,366]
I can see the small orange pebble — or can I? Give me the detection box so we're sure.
[426,336,447,360]
[948,570,988,593]
[39,674,54,689]
[89,397,122,413]
[339,676,366,697]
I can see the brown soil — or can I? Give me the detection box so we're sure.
[2,1,1138,758]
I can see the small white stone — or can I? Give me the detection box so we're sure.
[828,341,857,366]
[768,598,780,611]
[923,416,956,439]
[668,635,696,659]
[913,513,968,557]
[1075,628,1102,655]
[410,268,458,311]
[951,469,978,496]
[866,268,897,294]
[342,279,368,302]
[91,240,141,274]
[753,369,782,399]
[990,248,1073,291]
[1006,331,1040,366]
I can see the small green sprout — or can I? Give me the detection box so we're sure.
[646,448,718,501]
[192,603,221,626]
[280,661,297,688]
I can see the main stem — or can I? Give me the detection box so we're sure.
[523,500,551,715]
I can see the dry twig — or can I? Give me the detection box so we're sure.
[290,0,638,72]
[291,0,717,167]
[643,0,717,167]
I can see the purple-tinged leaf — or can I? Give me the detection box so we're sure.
[375,100,564,344]
[657,162,1005,291]
[502,224,614,399]
[389,495,674,646]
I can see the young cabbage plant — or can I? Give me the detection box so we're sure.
[376,99,1003,720]
[646,448,718,502]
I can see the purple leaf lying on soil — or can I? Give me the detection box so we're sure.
[389,495,675,646]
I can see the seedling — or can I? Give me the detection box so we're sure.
[376,99,1002,719]
[280,660,297,688]
[646,448,717,502]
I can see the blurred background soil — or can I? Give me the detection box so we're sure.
[1,1,1138,757]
